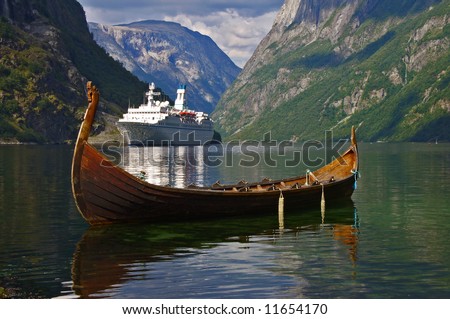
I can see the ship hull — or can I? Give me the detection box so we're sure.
[117,121,214,146]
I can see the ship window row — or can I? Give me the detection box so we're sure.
[128,111,160,114]
[126,115,160,118]
[129,117,157,120]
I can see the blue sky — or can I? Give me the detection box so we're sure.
[77,0,285,67]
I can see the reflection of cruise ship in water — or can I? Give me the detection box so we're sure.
[117,83,214,146]
[122,146,208,188]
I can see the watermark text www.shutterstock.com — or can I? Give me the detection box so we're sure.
[100,130,350,169]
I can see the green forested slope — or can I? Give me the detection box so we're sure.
[0,0,146,143]
[214,0,449,142]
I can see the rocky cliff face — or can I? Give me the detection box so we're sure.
[89,21,241,114]
[0,0,146,143]
[1,0,30,22]
[214,0,449,142]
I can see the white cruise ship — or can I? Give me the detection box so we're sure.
[117,83,214,146]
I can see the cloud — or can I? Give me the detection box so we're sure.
[165,9,277,67]
[78,0,283,66]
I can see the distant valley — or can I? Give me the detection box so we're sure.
[0,0,240,143]
[88,21,241,114]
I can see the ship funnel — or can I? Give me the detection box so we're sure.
[174,84,186,110]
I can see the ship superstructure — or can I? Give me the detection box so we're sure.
[117,83,214,145]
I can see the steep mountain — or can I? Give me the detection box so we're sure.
[213,0,450,142]
[0,0,147,143]
[88,20,241,114]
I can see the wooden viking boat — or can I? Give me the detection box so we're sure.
[71,82,360,225]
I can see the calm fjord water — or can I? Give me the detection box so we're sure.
[0,142,449,298]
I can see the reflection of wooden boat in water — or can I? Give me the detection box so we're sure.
[71,207,359,298]
[71,82,359,225]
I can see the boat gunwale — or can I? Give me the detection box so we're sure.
[82,140,357,197]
